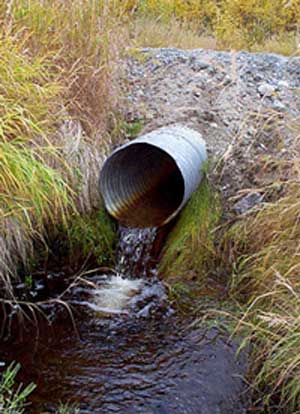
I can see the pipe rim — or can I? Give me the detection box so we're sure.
[99,142,185,228]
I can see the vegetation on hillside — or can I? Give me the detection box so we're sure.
[127,0,300,54]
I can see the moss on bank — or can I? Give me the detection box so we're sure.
[68,208,117,268]
[160,178,221,285]
[28,207,118,279]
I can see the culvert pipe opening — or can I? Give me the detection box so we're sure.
[99,125,207,228]
[100,144,184,228]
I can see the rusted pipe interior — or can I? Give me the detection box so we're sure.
[100,143,184,227]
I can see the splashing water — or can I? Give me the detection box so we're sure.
[116,226,158,278]
[93,275,144,313]
[82,227,159,315]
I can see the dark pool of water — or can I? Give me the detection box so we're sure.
[0,228,249,413]
[1,305,248,414]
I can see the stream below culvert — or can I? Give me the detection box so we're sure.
[0,227,248,414]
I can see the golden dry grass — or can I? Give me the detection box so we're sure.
[0,0,127,295]
[221,157,300,411]
[130,17,217,50]
[113,0,299,54]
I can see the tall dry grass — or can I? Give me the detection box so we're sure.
[0,0,127,297]
[129,16,217,50]
[222,157,300,412]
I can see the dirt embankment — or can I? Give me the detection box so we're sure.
[123,48,300,211]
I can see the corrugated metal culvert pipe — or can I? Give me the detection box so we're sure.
[99,124,207,228]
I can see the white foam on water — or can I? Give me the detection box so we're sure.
[92,275,144,314]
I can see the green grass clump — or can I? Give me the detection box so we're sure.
[0,32,69,229]
[160,178,220,283]
[0,142,70,228]
[0,29,71,293]
[68,209,117,268]
[56,403,80,414]
[122,120,144,140]
[0,35,61,143]
[0,362,36,414]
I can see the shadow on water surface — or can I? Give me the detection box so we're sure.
[0,228,248,414]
